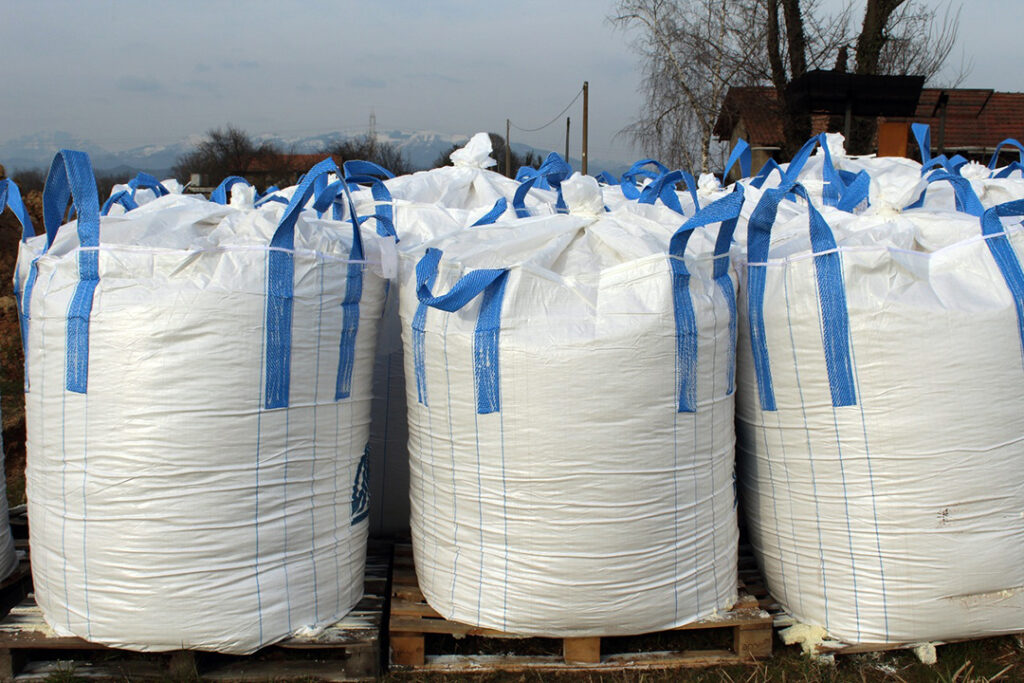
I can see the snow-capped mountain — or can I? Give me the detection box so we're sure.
[0,128,629,178]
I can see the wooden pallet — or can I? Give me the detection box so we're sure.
[389,543,773,673]
[0,544,390,682]
[738,544,984,661]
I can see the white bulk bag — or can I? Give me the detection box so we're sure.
[382,132,556,214]
[737,185,1024,644]
[312,174,510,537]
[24,152,389,653]
[401,176,742,636]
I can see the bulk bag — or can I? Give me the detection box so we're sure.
[401,176,742,636]
[382,132,556,214]
[737,184,1024,644]
[312,173,511,537]
[24,151,391,653]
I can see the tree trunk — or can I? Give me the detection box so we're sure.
[767,0,812,157]
[848,0,909,153]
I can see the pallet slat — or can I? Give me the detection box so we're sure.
[389,543,773,672]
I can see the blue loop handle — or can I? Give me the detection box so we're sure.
[343,159,395,180]
[100,189,139,215]
[312,177,397,239]
[670,187,744,261]
[210,176,250,204]
[356,212,396,238]
[256,185,280,201]
[750,159,785,189]
[517,154,571,212]
[981,199,1024,236]
[668,187,745,412]
[43,150,101,249]
[921,155,951,174]
[620,159,670,199]
[782,134,845,206]
[536,152,572,186]
[414,247,510,414]
[127,172,169,198]
[994,162,1024,179]
[0,180,35,240]
[343,173,394,226]
[416,248,508,312]
[623,159,670,181]
[723,139,752,180]
[912,123,932,166]
[265,157,369,410]
[947,154,968,174]
[746,183,857,411]
[512,176,538,218]
[255,194,289,208]
[638,170,686,213]
[41,150,102,394]
[837,170,871,212]
[471,197,507,226]
[595,171,617,185]
[980,199,1024,358]
[989,139,1024,170]
[906,170,984,215]
[514,165,547,188]
[272,158,349,250]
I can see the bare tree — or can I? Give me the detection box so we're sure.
[172,125,285,185]
[323,134,413,176]
[613,0,759,172]
[613,0,964,164]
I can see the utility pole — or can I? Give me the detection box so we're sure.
[581,81,589,175]
[565,117,570,162]
[506,118,511,178]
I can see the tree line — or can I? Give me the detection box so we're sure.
[170,126,542,189]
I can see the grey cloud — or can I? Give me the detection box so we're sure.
[116,76,163,93]
[405,72,463,85]
[222,60,261,70]
[350,77,387,89]
[186,80,219,94]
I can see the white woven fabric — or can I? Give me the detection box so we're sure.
[401,176,739,636]
[736,193,1024,644]
[23,178,389,653]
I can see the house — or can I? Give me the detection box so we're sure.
[714,85,1024,170]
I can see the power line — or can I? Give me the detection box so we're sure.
[509,87,584,133]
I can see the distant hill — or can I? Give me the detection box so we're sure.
[0,129,631,179]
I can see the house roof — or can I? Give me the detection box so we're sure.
[247,153,337,173]
[714,87,783,145]
[715,85,1024,152]
[884,90,1024,151]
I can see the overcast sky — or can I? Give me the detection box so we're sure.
[1,0,1022,163]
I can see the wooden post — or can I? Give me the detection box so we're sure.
[843,98,852,142]
[563,636,601,664]
[733,623,773,659]
[391,634,426,667]
[565,116,570,161]
[505,119,512,178]
[581,81,589,175]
